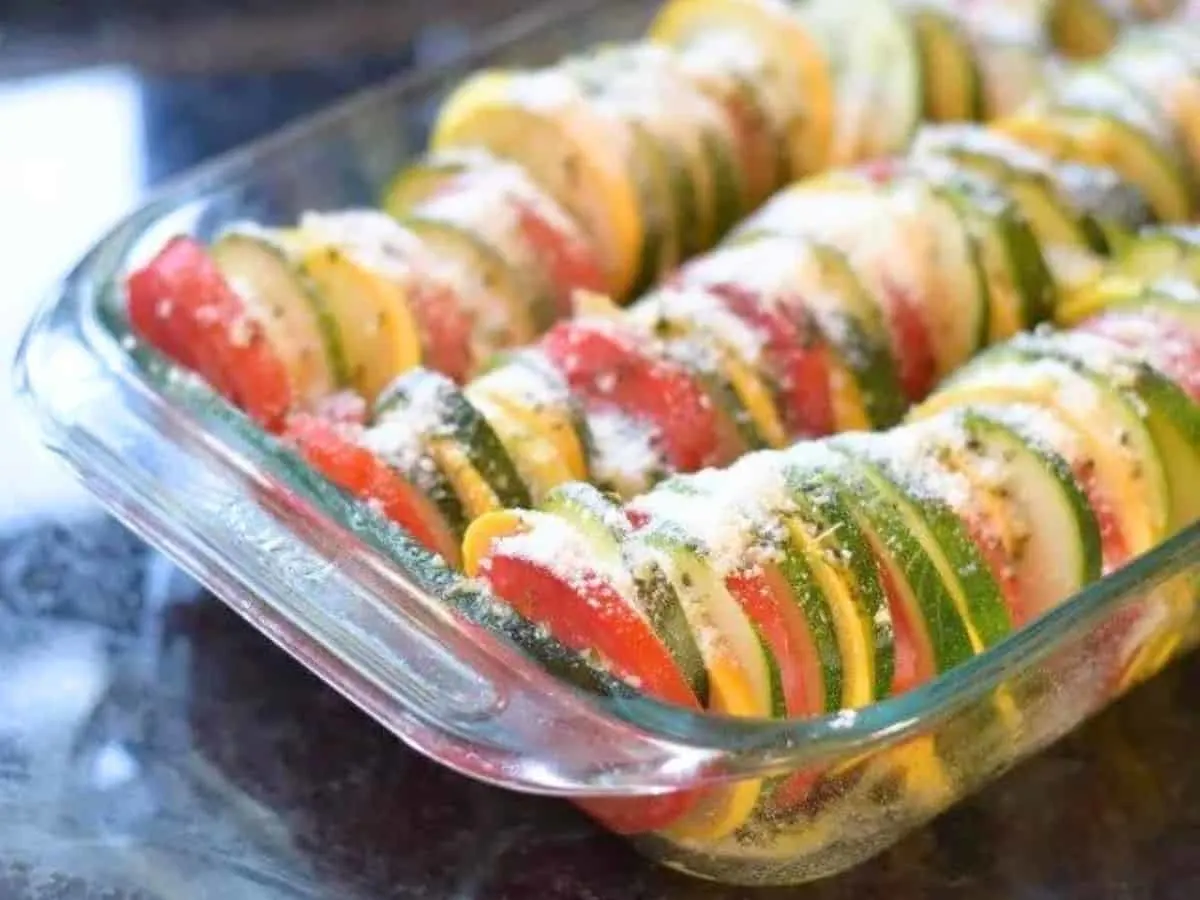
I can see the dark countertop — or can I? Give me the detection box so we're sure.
[4,4,1200,898]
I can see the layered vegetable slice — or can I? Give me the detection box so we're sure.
[912,336,1174,557]
[798,0,923,164]
[432,68,645,298]
[735,175,987,391]
[911,124,1111,258]
[127,236,297,430]
[466,308,1193,839]
[996,63,1195,222]
[649,0,835,179]
[382,149,606,328]
[289,211,467,389]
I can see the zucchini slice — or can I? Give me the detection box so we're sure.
[540,481,711,703]
[1059,64,1197,193]
[781,450,896,703]
[636,517,785,751]
[957,407,1103,615]
[909,411,1103,626]
[469,348,592,484]
[831,433,1014,653]
[209,230,345,404]
[464,389,574,505]
[1106,32,1200,186]
[1021,331,1200,535]
[289,213,427,402]
[1054,260,1199,327]
[1110,225,1200,284]
[911,124,1109,255]
[1054,157,1158,244]
[630,465,797,720]
[802,447,976,685]
[1000,66,1194,222]
[915,345,1171,556]
[760,523,845,714]
[910,157,1056,339]
[374,368,532,510]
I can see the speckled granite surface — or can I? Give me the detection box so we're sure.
[5,4,1200,897]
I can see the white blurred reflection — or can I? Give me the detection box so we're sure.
[0,66,144,526]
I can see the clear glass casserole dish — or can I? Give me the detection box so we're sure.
[13,0,1200,885]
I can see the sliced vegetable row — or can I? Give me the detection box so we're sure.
[125,0,1150,430]
[998,20,1200,223]
[276,18,1200,573]
[463,271,1200,839]
[438,0,1068,300]
[127,156,606,429]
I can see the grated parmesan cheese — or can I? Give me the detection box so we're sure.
[630,451,796,577]
[492,511,639,608]
[359,377,450,476]
[586,406,666,500]
[629,285,768,367]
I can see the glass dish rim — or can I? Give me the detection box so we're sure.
[14,0,1200,789]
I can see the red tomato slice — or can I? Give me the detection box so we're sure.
[479,548,700,833]
[702,282,835,439]
[725,565,823,718]
[879,558,932,697]
[127,236,292,430]
[408,279,474,384]
[879,276,937,402]
[513,201,607,316]
[540,319,728,471]
[961,511,1026,626]
[727,560,844,818]
[1072,461,1131,574]
[480,551,699,708]
[283,414,460,566]
[1077,310,1200,403]
[841,159,936,400]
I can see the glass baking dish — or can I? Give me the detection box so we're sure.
[13,0,1200,885]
